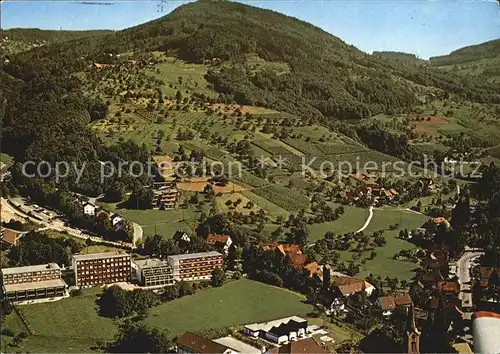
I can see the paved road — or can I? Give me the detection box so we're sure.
[457,250,483,308]
[356,206,374,233]
[4,197,133,249]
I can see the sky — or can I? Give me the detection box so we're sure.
[1,0,499,59]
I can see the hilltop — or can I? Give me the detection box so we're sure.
[6,1,499,121]
[372,51,426,66]
[429,39,500,83]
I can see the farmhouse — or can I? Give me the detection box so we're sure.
[1,263,67,303]
[206,234,233,254]
[376,293,413,316]
[320,269,375,313]
[243,316,308,344]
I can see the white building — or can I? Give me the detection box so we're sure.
[83,202,96,216]
[243,316,308,344]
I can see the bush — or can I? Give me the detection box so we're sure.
[1,329,15,337]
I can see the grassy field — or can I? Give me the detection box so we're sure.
[1,279,313,352]
[1,288,115,353]
[308,206,368,242]
[97,201,203,238]
[145,278,313,335]
[354,208,428,280]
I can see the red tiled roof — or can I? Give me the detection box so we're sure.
[304,262,323,278]
[177,332,229,354]
[394,293,413,306]
[262,243,302,255]
[378,296,396,311]
[206,234,230,245]
[269,337,329,354]
[1,228,22,245]
[289,253,308,269]
[332,276,366,296]
[421,270,444,283]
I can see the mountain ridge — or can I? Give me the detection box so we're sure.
[4,0,500,120]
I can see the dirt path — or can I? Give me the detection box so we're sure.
[356,206,374,233]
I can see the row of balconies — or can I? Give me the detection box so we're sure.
[3,270,59,278]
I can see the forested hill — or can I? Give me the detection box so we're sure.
[430,39,500,66]
[4,0,500,121]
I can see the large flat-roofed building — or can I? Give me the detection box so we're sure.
[167,251,222,281]
[72,252,131,287]
[1,263,67,303]
[133,258,174,287]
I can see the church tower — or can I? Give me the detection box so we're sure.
[407,306,421,354]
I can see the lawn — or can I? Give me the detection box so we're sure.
[308,206,368,242]
[354,208,428,280]
[1,288,116,353]
[145,278,313,335]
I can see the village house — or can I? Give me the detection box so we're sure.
[349,173,379,189]
[376,293,413,316]
[320,268,375,314]
[266,337,329,354]
[177,331,235,354]
[262,243,308,269]
[206,234,233,254]
[173,230,191,242]
[0,228,25,248]
[110,213,123,226]
[82,202,97,216]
